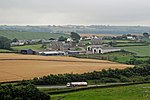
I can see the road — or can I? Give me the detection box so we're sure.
[36,83,126,89]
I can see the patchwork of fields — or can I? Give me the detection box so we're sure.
[0,53,133,82]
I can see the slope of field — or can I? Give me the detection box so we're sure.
[0,53,133,82]
[0,30,68,40]
[52,83,150,100]
[11,44,43,51]
[120,45,150,56]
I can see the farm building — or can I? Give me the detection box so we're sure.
[11,42,24,46]
[20,49,36,54]
[49,41,73,51]
[87,45,121,54]
[39,51,65,56]
[66,51,80,55]
[90,37,103,45]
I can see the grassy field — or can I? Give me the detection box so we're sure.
[11,44,43,51]
[72,51,135,63]
[120,45,150,56]
[114,42,147,47]
[103,40,132,43]
[51,83,150,100]
[0,53,132,82]
[0,30,68,40]
[0,49,13,53]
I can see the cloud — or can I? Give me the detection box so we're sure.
[0,0,150,25]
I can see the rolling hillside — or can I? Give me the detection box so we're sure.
[0,30,69,40]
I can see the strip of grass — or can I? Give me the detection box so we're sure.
[0,49,13,53]
[103,40,132,43]
[115,43,147,47]
[51,83,150,100]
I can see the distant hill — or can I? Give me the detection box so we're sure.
[0,25,150,34]
[0,30,68,40]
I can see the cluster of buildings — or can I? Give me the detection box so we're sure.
[15,34,140,56]
[20,37,121,56]
[21,49,80,56]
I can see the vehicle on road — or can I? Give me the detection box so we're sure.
[66,82,88,87]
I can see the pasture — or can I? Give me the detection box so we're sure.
[52,83,150,100]
[0,53,132,82]
[120,45,150,56]
[11,44,43,51]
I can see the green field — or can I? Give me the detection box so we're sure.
[51,83,150,100]
[11,44,43,51]
[0,30,69,40]
[115,43,146,47]
[72,51,135,63]
[103,40,132,43]
[120,45,150,56]
[0,49,13,53]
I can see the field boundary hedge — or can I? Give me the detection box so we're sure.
[48,81,150,95]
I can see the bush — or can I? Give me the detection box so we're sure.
[100,78,119,83]
[0,84,50,100]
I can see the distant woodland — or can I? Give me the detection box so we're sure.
[0,25,150,34]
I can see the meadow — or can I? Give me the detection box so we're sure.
[120,45,150,56]
[51,83,150,100]
[72,51,135,63]
[0,53,132,82]
[11,44,43,51]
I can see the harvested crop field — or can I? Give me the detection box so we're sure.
[0,53,133,82]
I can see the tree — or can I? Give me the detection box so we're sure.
[70,32,81,41]
[58,36,67,41]
[143,32,149,38]
[82,36,88,40]
[49,38,55,40]
[12,38,19,42]
[0,36,11,49]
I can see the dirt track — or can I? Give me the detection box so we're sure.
[0,53,133,82]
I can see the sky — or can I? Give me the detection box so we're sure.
[0,0,150,26]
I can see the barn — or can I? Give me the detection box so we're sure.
[87,45,121,54]
[66,51,80,55]
[20,49,36,55]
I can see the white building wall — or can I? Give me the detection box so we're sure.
[102,49,121,53]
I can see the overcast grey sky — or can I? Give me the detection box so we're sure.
[0,0,150,25]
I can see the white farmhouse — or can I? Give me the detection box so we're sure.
[87,45,121,54]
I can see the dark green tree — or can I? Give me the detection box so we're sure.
[49,38,55,40]
[70,32,81,41]
[12,38,19,42]
[0,36,11,49]
[58,36,67,41]
[143,32,149,38]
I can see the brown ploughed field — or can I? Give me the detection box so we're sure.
[0,53,133,82]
